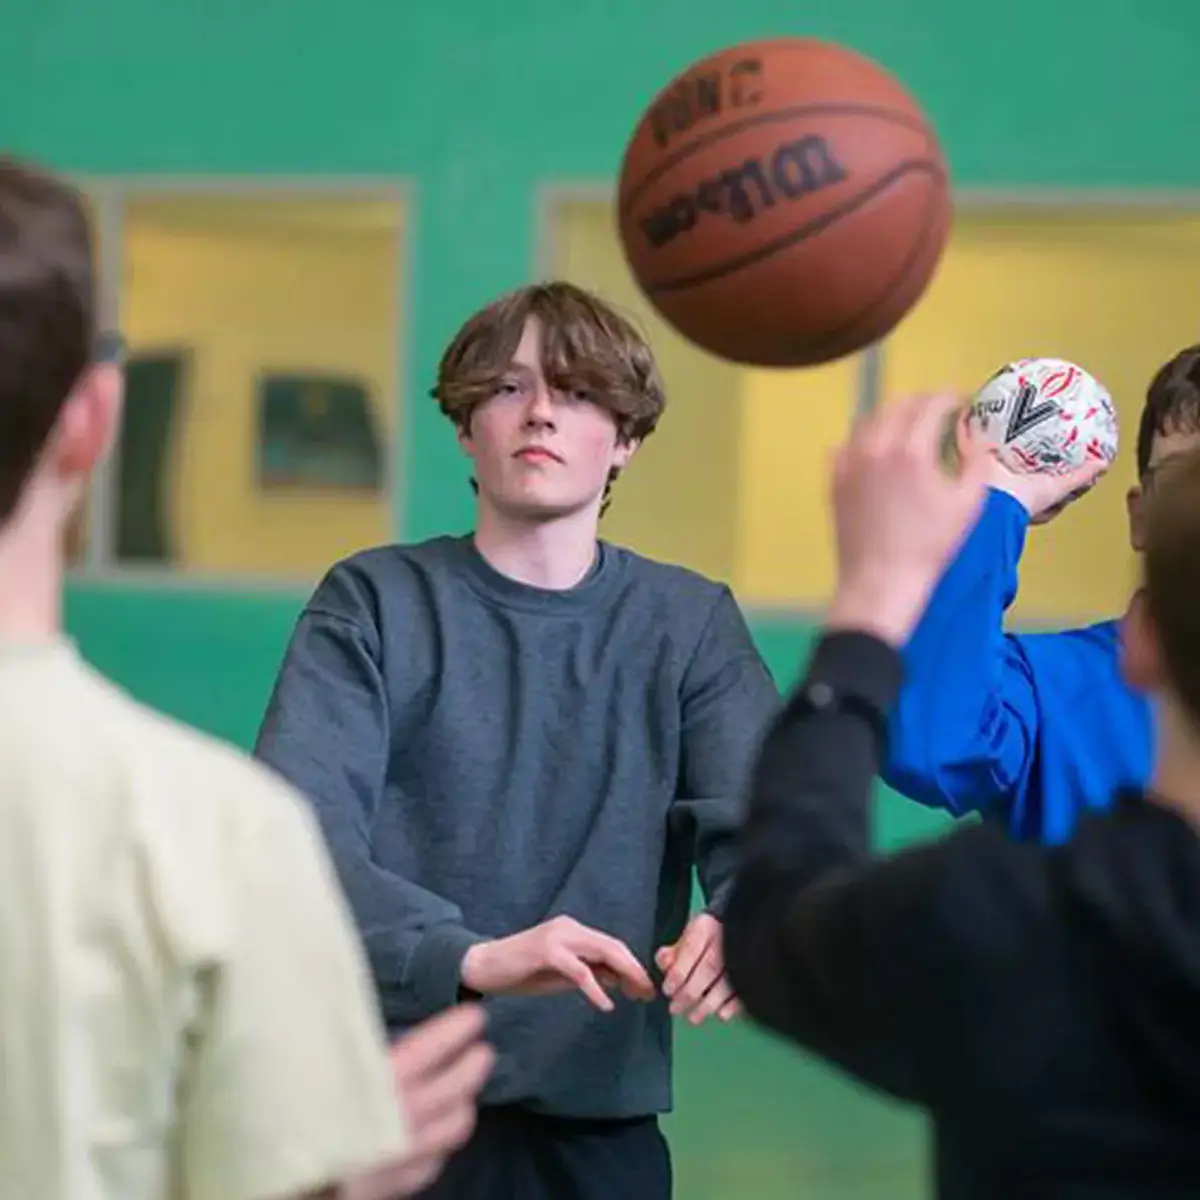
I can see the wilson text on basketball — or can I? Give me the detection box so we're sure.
[648,58,763,150]
[639,134,848,250]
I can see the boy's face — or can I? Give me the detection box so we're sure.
[1127,428,1200,552]
[459,318,638,522]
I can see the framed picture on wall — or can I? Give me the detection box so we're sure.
[255,371,385,492]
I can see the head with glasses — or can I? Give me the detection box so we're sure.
[0,156,122,563]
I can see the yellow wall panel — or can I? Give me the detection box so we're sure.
[548,199,743,583]
[735,363,860,605]
[881,211,1200,622]
[123,204,401,576]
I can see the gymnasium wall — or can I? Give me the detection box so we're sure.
[9,0,1200,1195]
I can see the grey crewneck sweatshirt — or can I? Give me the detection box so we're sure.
[255,535,778,1118]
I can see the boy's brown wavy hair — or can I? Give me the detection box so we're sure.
[431,281,666,444]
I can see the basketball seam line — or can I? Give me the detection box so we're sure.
[619,102,936,217]
[781,162,946,364]
[642,158,945,294]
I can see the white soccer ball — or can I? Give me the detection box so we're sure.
[968,357,1119,476]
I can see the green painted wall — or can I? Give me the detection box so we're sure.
[15,0,1198,1193]
[8,0,1200,544]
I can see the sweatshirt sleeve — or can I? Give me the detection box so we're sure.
[254,566,488,1025]
[882,488,1040,821]
[673,587,781,916]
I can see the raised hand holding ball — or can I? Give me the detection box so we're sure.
[966,358,1118,523]
[969,358,1118,474]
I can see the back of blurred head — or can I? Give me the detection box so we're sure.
[1123,448,1200,809]
[0,156,122,631]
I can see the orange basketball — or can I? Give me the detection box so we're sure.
[617,38,951,368]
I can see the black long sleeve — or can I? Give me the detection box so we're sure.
[724,633,1200,1197]
[725,630,972,1103]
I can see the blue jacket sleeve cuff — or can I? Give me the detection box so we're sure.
[987,485,1032,530]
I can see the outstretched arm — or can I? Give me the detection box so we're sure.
[657,587,779,1024]
[725,632,1041,1104]
[884,434,1111,829]
[883,488,1039,820]
[674,586,780,914]
[727,390,1007,1101]
[255,566,488,1025]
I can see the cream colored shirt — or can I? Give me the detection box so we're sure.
[0,641,408,1200]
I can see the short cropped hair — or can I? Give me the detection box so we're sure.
[431,281,665,443]
[1138,346,1200,478]
[0,156,95,523]
[1142,447,1200,727]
